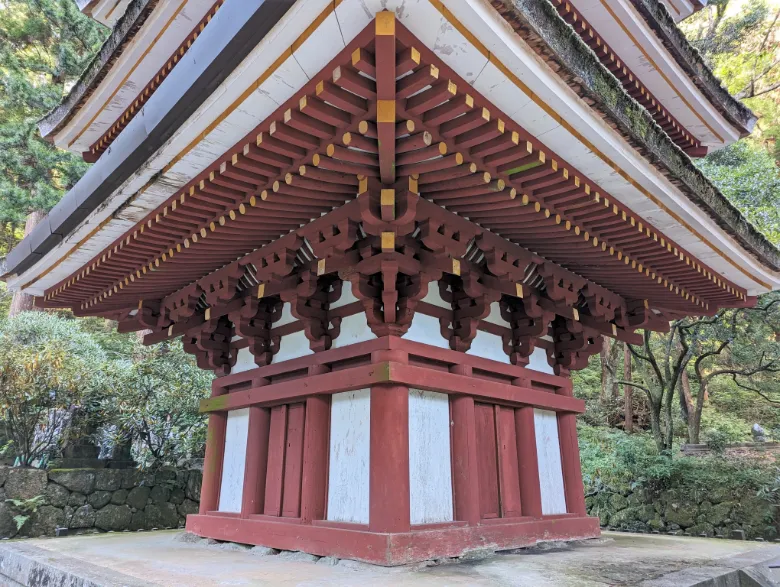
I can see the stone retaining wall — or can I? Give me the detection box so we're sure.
[0,467,201,538]
[586,486,779,541]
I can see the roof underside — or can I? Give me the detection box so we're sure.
[40,19,747,319]
[5,0,779,303]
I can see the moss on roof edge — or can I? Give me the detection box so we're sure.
[38,0,158,142]
[493,0,780,274]
[630,0,756,136]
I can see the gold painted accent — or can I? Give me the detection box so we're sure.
[376,10,396,35]
[381,189,395,207]
[359,176,368,194]
[381,231,395,251]
[205,308,211,321]
[377,100,396,123]
[516,283,524,298]
[572,308,580,321]
[257,283,266,299]
[317,259,326,276]
[452,258,461,276]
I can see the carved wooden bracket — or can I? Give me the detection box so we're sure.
[182,316,237,376]
[229,295,283,367]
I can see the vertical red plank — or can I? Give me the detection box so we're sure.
[369,384,410,533]
[282,403,306,518]
[515,406,543,518]
[450,395,480,525]
[300,395,330,524]
[474,403,500,519]
[496,407,522,518]
[374,11,396,184]
[241,406,271,517]
[558,412,587,516]
[263,405,288,516]
[200,412,227,514]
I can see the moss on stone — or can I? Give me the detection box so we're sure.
[492,0,780,272]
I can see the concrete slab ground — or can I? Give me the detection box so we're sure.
[0,530,778,586]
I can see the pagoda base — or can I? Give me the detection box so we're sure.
[188,335,598,565]
[186,513,600,565]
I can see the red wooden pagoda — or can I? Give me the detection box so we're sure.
[5,0,778,565]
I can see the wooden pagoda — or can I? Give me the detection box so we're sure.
[4,0,779,565]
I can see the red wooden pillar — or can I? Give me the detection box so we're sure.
[200,411,228,514]
[558,412,586,516]
[450,393,480,525]
[515,406,543,518]
[369,383,410,533]
[300,395,330,523]
[241,406,271,517]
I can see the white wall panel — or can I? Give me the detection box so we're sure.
[534,409,567,515]
[218,408,250,513]
[327,389,370,524]
[404,313,449,349]
[467,330,510,364]
[528,347,554,375]
[331,313,375,349]
[409,389,453,524]
[274,330,313,363]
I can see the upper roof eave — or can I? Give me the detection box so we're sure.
[492,0,780,274]
[630,0,757,138]
[37,0,158,143]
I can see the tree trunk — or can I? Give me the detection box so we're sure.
[680,370,695,441]
[600,338,610,403]
[623,344,633,433]
[8,210,45,317]
[690,374,709,445]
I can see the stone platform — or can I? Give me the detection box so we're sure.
[0,530,778,586]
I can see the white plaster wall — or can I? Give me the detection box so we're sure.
[218,408,250,513]
[483,301,507,326]
[528,347,554,375]
[467,330,510,364]
[409,389,454,524]
[232,346,256,374]
[274,330,313,363]
[404,313,449,349]
[331,313,375,349]
[534,409,567,515]
[276,302,297,326]
[329,285,359,309]
[327,389,370,524]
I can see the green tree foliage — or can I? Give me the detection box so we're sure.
[682,1,780,145]
[0,311,107,465]
[99,341,213,469]
[697,142,780,244]
[0,0,106,253]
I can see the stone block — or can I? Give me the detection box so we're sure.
[177,499,198,517]
[48,470,96,495]
[45,483,70,508]
[150,485,170,504]
[145,503,179,529]
[121,469,141,489]
[186,471,202,502]
[22,505,64,537]
[95,469,123,492]
[126,486,151,510]
[95,504,132,531]
[0,467,8,488]
[5,468,47,500]
[129,510,148,531]
[70,505,96,529]
[68,493,86,506]
[88,491,112,510]
[169,488,185,506]
[0,503,19,538]
[111,489,128,505]
[155,467,177,485]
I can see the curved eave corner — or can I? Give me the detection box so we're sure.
[37,0,157,144]
[493,0,780,277]
[629,0,757,138]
